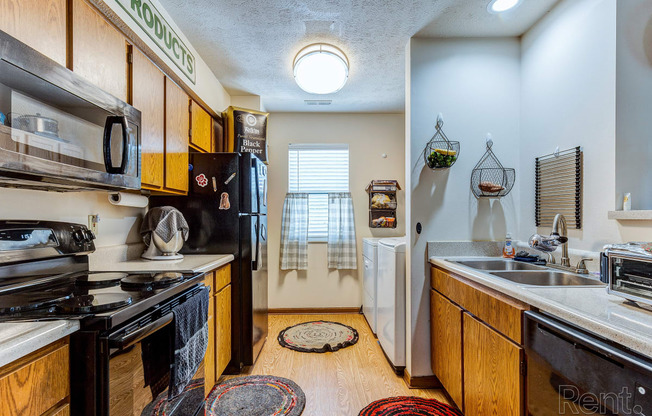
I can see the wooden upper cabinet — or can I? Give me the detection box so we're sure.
[131,48,165,190]
[0,0,67,66]
[72,0,128,102]
[164,78,189,193]
[463,313,523,416]
[431,290,464,410]
[190,101,212,153]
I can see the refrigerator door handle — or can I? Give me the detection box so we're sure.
[252,217,260,271]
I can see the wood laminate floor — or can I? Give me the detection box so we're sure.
[219,313,450,416]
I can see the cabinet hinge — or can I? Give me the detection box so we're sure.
[520,360,527,376]
[189,128,192,138]
[189,102,193,113]
[127,51,133,64]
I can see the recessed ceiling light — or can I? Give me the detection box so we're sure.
[293,44,349,95]
[487,0,520,13]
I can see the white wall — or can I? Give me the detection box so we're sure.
[615,0,652,211]
[0,189,144,247]
[267,113,405,309]
[406,37,521,376]
[519,0,652,251]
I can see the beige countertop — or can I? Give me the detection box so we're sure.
[430,256,652,358]
[0,320,80,368]
[91,254,234,274]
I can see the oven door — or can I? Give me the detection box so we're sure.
[0,30,140,191]
[100,287,207,416]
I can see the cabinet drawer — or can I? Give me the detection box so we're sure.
[215,264,231,292]
[431,266,527,343]
[0,339,70,416]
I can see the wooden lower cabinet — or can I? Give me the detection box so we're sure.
[430,290,464,410]
[204,314,216,398]
[215,284,232,376]
[203,263,232,396]
[430,266,527,415]
[0,337,70,416]
[463,313,523,416]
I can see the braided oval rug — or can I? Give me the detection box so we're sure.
[205,375,305,416]
[359,397,463,416]
[278,320,359,353]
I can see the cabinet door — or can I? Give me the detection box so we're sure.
[215,284,232,377]
[204,314,216,398]
[190,101,212,153]
[164,78,189,193]
[463,313,523,416]
[132,48,165,190]
[0,0,67,66]
[72,0,128,101]
[430,290,464,409]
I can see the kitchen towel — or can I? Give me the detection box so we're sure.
[169,287,209,399]
[140,206,189,246]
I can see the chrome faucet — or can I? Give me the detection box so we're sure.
[529,213,571,267]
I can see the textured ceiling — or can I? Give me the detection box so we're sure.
[158,0,560,113]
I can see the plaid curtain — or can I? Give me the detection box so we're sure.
[280,193,309,270]
[327,192,357,269]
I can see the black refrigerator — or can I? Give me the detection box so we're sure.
[150,152,268,370]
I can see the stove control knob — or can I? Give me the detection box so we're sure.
[83,229,96,241]
[72,230,84,243]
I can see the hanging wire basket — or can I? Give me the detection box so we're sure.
[470,134,515,198]
[422,114,460,170]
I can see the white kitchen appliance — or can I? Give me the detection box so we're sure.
[376,236,406,372]
[362,238,382,334]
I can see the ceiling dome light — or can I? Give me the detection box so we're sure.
[293,44,349,94]
[488,0,520,13]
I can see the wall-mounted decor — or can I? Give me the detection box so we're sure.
[470,134,515,198]
[422,114,460,170]
[535,146,582,229]
[366,180,400,228]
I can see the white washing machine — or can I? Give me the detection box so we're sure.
[362,238,382,334]
[376,236,406,372]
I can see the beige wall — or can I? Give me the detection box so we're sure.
[267,113,405,309]
[0,189,144,247]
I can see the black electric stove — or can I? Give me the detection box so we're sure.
[0,220,208,415]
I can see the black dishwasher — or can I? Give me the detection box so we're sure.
[524,311,652,415]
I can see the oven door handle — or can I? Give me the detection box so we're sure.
[108,312,174,350]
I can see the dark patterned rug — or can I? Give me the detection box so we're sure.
[205,375,305,416]
[359,397,463,416]
[278,320,359,353]
[141,379,205,416]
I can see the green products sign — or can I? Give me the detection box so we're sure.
[116,0,196,84]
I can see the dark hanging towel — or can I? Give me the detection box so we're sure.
[168,287,209,399]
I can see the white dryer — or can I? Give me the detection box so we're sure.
[362,238,382,334]
[376,237,406,372]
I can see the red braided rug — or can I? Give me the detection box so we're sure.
[359,397,463,416]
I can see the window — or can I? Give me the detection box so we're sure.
[288,143,350,241]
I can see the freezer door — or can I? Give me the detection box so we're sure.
[254,158,268,215]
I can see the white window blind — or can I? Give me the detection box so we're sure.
[288,144,350,241]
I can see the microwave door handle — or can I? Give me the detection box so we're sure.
[108,312,173,350]
[103,116,129,174]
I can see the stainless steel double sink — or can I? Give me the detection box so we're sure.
[451,259,605,287]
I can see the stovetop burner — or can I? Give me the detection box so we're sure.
[75,272,127,288]
[56,292,133,314]
[120,272,184,290]
[0,291,74,314]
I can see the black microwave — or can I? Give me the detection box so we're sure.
[0,30,140,191]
